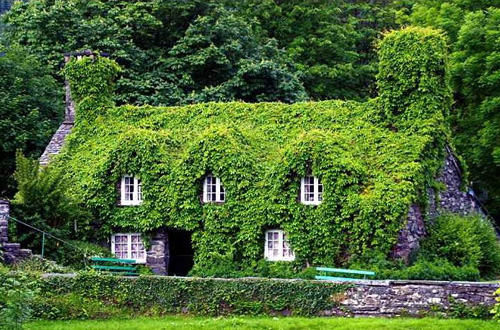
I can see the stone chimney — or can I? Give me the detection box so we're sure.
[40,50,109,166]
[63,50,101,123]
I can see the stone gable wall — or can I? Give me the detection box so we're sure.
[392,148,484,261]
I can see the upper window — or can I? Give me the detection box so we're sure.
[111,233,146,263]
[264,230,295,261]
[300,176,323,205]
[121,175,142,205]
[203,175,225,203]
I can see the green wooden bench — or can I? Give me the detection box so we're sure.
[315,267,375,281]
[91,257,139,276]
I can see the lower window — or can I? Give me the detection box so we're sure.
[111,233,146,263]
[264,229,295,261]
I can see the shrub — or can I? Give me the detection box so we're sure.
[11,256,71,274]
[493,288,500,322]
[419,213,500,279]
[11,153,93,262]
[190,254,313,279]
[54,241,112,270]
[0,268,37,330]
[377,259,480,282]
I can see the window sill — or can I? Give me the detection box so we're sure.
[300,201,322,206]
[265,257,296,262]
[119,201,143,206]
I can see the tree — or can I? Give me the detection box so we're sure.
[449,9,500,216]
[406,2,500,220]
[158,7,307,104]
[11,153,92,257]
[230,0,394,101]
[0,47,61,197]
[2,0,307,105]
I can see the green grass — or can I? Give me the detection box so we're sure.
[27,316,499,330]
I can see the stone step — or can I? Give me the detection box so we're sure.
[2,243,21,251]
[18,249,33,258]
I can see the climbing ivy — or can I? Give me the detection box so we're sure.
[52,27,451,269]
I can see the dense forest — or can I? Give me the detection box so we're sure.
[0,0,499,224]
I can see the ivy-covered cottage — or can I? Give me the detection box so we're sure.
[39,28,482,275]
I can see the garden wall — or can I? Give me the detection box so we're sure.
[328,279,498,317]
[39,274,498,318]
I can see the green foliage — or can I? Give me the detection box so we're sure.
[493,287,500,322]
[54,241,112,270]
[157,6,307,104]
[190,256,315,279]
[448,9,500,217]
[0,268,37,330]
[11,256,71,275]
[231,0,398,101]
[32,293,125,321]
[351,213,500,281]
[406,1,500,220]
[349,250,481,281]
[0,46,62,197]
[377,27,451,134]
[419,213,500,279]
[2,0,399,105]
[379,260,481,282]
[50,27,452,271]
[34,272,349,318]
[2,0,307,106]
[447,297,493,320]
[11,153,92,262]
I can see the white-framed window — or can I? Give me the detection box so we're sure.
[300,176,323,205]
[264,230,295,261]
[121,175,142,205]
[203,175,225,203]
[111,233,147,263]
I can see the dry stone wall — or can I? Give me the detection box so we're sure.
[323,279,498,317]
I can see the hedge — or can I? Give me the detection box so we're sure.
[33,273,350,319]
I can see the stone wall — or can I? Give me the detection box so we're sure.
[392,205,426,261]
[147,228,169,275]
[325,279,498,317]
[0,199,32,264]
[437,147,482,215]
[393,147,484,261]
[39,123,74,166]
[0,200,9,245]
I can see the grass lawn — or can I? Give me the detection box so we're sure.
[27,316,499,330]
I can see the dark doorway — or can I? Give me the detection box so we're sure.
[167,229,194,276]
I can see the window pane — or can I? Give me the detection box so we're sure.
[137,180,142,201]
[317,180,323,202]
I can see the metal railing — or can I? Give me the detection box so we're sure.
[6,215,87,263]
